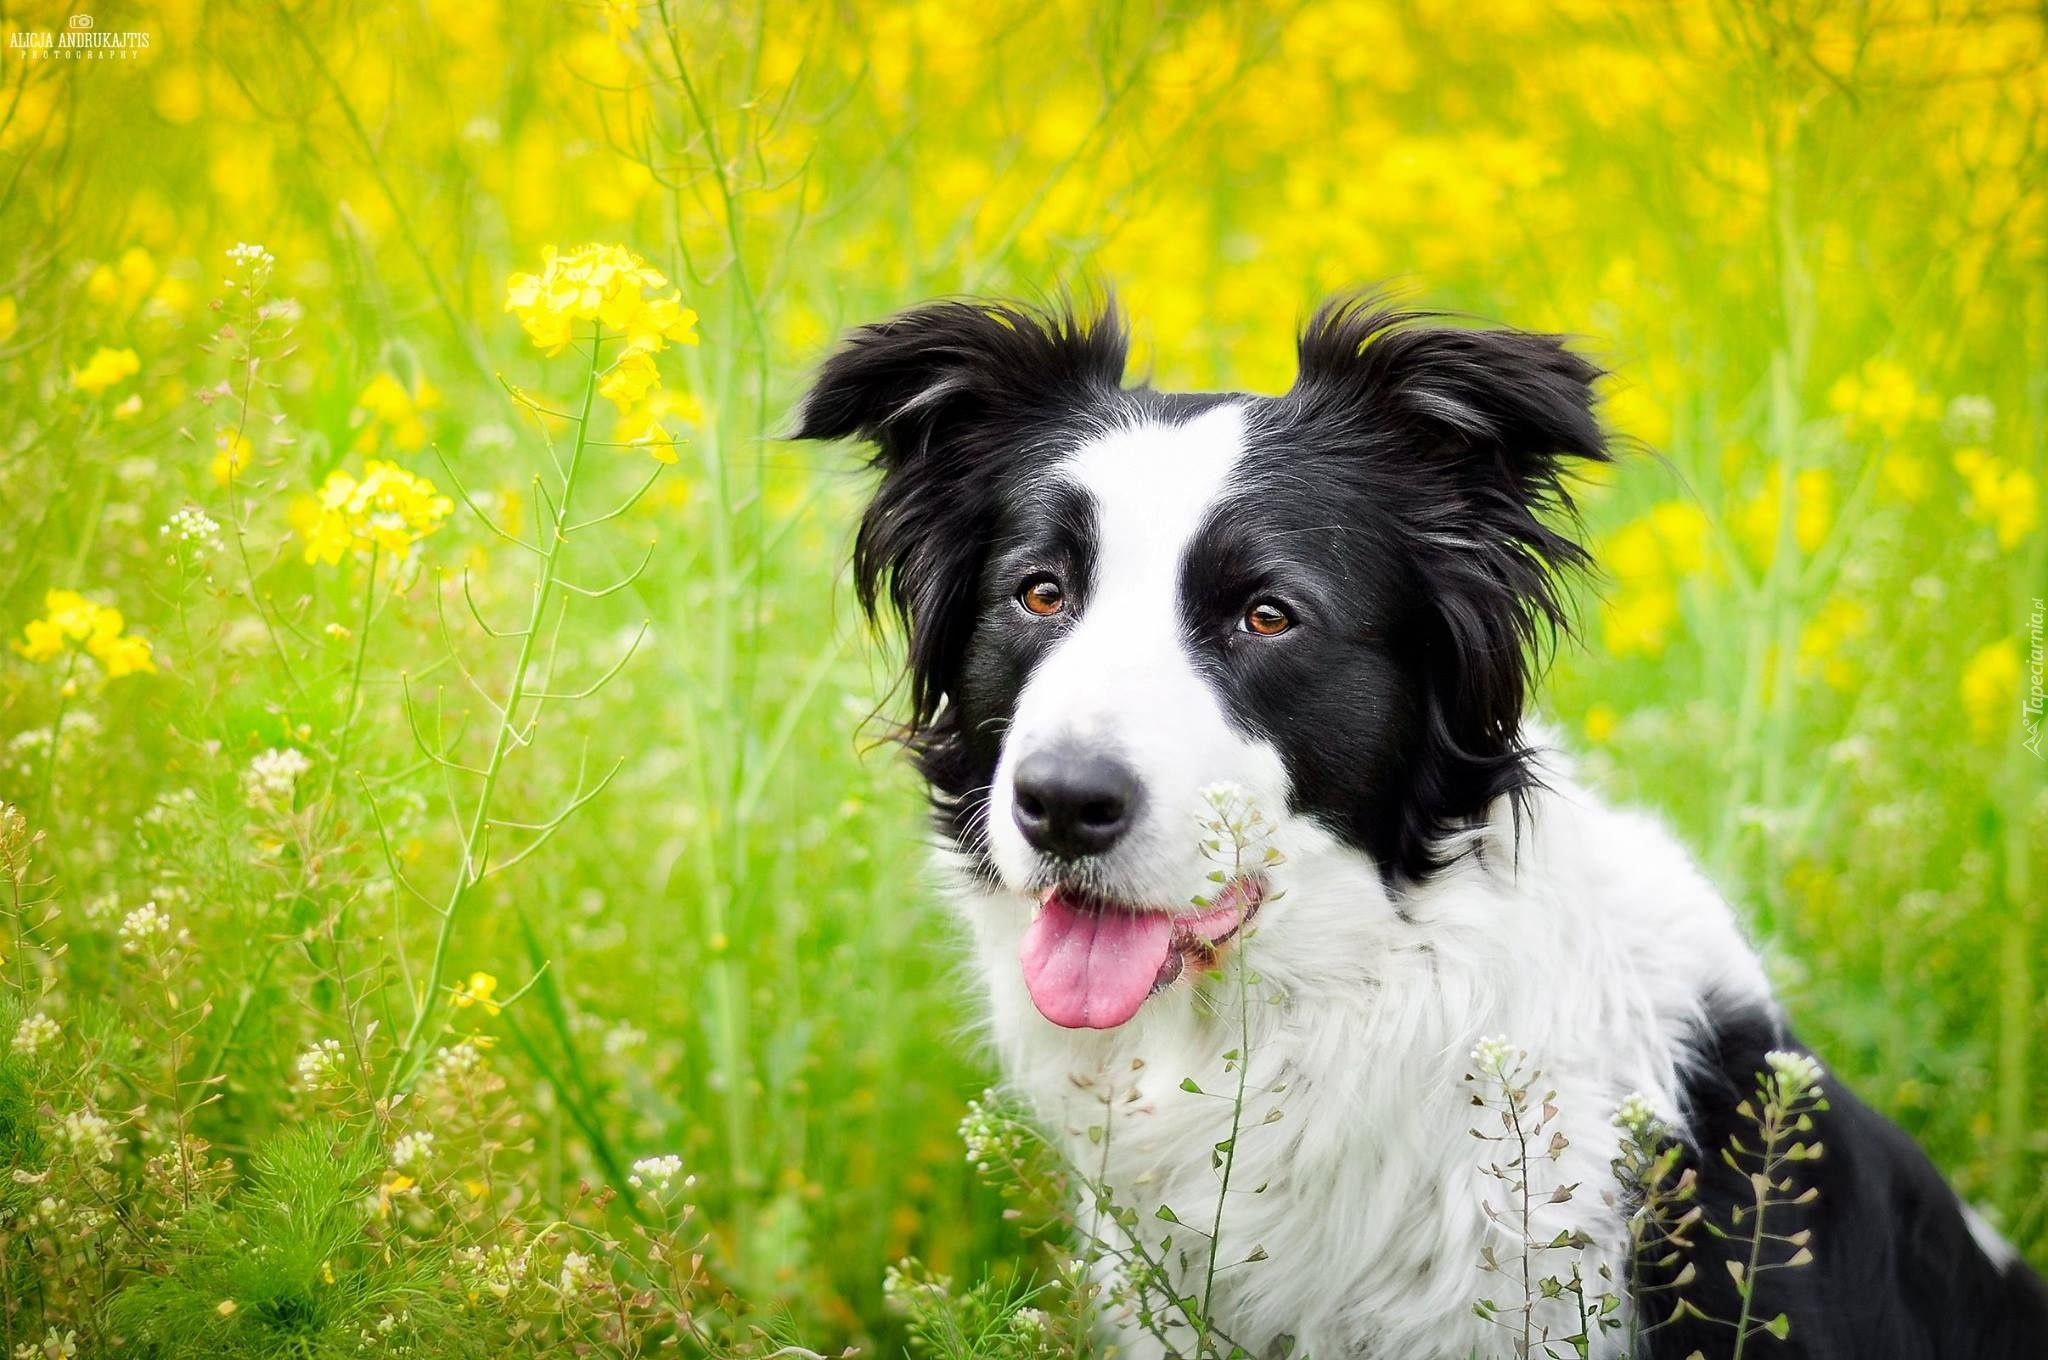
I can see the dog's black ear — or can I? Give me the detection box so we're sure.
[791,298,1128,457]
[790,298,1128,753]
[1292,293,1610,510]
[1288,293,1611,880]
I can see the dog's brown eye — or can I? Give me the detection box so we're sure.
[1244,601,1291,636]
[1018,575,1065,617]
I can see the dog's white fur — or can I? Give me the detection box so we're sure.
[948,408,1775,1359]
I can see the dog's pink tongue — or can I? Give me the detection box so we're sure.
[1021,892,1174,1030]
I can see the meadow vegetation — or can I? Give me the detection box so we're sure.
[0,0,2042,1353]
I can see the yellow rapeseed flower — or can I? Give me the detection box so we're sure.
[1601,585,1680,659]
[376,1173,417,1219]
[1735,465,1833,565]
[351,371,442,453]
[92,633,156,679]
[0,295,17,345]
[1797,596,1867,691]
[86,265,121,306]
[299,460,454,566]
[70,346,141,396]
[210,431,252,485]
[452,971,502,1017]
[614,387,703,465]
[1953,447,2038,550]
[598,347,660,409]
[1597,499,1711,659]
[87,248,159,310]
[1583,704,1619,744]
[503,243,699,356]
[1879,453,1931,504]
[1960,637,2018,743]
[1828,358,1939,439]
[11,589,156,678]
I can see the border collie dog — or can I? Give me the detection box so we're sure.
[793,295,2048,1358]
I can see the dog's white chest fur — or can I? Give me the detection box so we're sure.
[953,767,1772,1360]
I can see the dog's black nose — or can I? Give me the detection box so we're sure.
[1012,749,1141,858]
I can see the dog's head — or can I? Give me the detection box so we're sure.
[794,294,1607,1030]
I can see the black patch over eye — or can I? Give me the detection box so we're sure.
[1018,574,1066,617]
[1243,601,1291,636]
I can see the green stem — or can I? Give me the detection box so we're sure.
[1728,1117,1779,1360]
[383,323,604,1097]
[329,544,379,799]
[220,282,308,703]
[36,650,78,819]
[1201,863,1254,1345]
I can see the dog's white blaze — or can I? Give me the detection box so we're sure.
[985,403,1287,900]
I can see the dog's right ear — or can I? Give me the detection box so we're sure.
[791,298,1128,465]
[790,298,1128,747]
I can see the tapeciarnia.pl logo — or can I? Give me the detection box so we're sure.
[8,13,152,59]
[2025,597,2045,760]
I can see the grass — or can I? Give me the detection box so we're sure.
[0,0,2042,1353]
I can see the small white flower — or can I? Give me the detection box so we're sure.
[1470,1034,1518,1074]
[881,1259,951,1313]
[627,1153,686,1191]
[140,788,201,829]
[1944,393,1995,443]
[57,1110,119,1164]
[1195,782,1279,870]
[601,1022,646,1056]
[1198,781,1254,810]
[431,1041,484,1080]
[294,1038,349,1091]
[391,1131,435,1172]
[1612,1091,1659,1137]
[118,901,172,951]
[244,748,312,807]
[160,505,224,554]
[456,1243,527,1299]
[10,1013,59,1058]
[958,1089,1024,1173]
[226,242,275,277]
[557,1249,594,1292]
[1764,1049,1824,1099]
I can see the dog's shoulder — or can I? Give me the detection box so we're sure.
[1638,1005,2048,1359]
